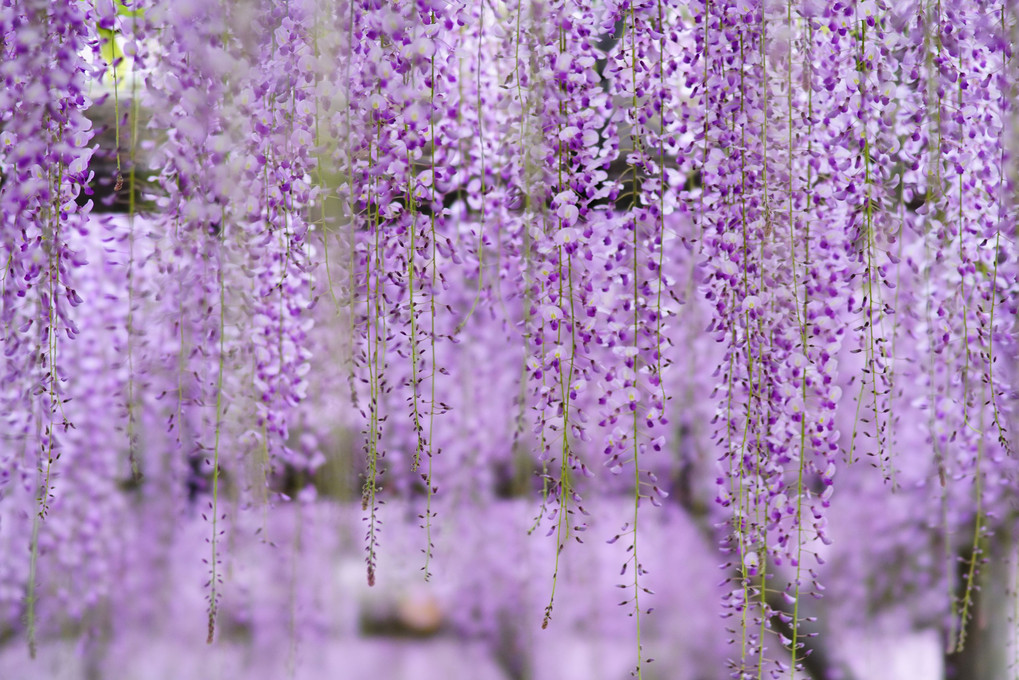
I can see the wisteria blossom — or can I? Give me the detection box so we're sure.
[1,0,1017,678]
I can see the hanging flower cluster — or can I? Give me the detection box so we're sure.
[0,0,1017,678]
[0,0,101,656]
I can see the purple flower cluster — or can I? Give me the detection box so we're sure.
[0,1,1017,677]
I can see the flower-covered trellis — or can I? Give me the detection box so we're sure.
[1,0,1017,678]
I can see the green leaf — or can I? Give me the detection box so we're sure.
[96,25,131,81]
[116,0,144,19]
